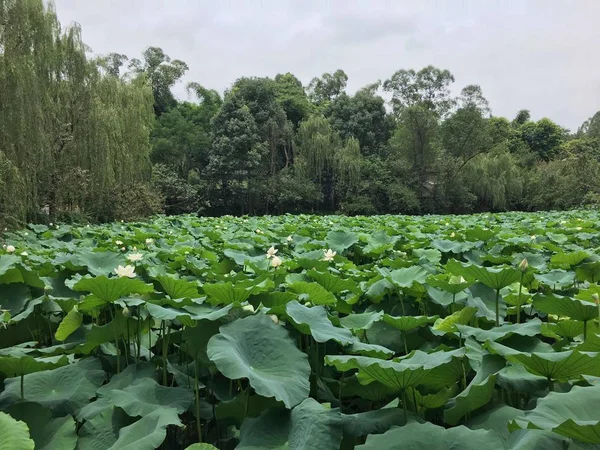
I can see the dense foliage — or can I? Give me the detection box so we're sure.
[1,1,600,230]
[1,211,600,449]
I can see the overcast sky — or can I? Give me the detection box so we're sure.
[52,0,600,131]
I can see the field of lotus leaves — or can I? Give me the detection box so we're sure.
[1,211,600,449]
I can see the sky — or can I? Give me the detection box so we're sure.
[51,0,600,131]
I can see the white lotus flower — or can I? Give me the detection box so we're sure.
[450,232,455,238]
[530,235,536,240]
[271,255,282,268]
[120,247,126,252]
[145,238,154,245]
[6,245,15,253]
[24,232,28,236]
[127,253,143,262]
[322,249,337,262]
[242,304,255,313]
[266,246,278,259]
[49,222,53,226]
[115,240,123,246]
[576,226,582,231]
[20,251,28,256]
[287,235,293,243]
[269,314,279,324]
[255,229,262,234]
[114,265,136,278]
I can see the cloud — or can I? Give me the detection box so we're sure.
[51,0,600,130]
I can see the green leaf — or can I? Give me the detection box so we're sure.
[77,409,131,450]
[6,402,77,450]
[485,341,600,381]
[207,315,310,408]
[237,398,343,450]
[203,282,251,305]
[155,275,200,299]
[326,349,464,391]
[107,377,193,418]
[509,385,600,444]
[55,307,82,341]
[384,266,429,288]
[73,276,153,304]
[287,281,336,306]
[0,254,24,284]
[74,250,124,277]
[432,307,477,333]
[550,250,589,269]
[444,355,505,425]
[107,408,182,450]
[455,318,542,342]
[0,411,34,450]
[285,301,354,345]
[185,445,219,450]
[382,314,438,332]
[533,293,597,322]
[339,311,384,330]
[0,358,105,415]
[341,408,410,438]
[355,420,505,449]
[448,260,521,290]
[326,230,359,253]
[534,270,575,288]
[307,269,356,293]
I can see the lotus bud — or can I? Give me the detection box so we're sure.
[242,304,255,313]
[593,293,599,306]
[5,245,15,253]
[269,314,279,324]
[122,306,131,318]
[44,285,53,293]
[519,258,528,273]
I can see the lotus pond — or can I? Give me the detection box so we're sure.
[1,211,600,449]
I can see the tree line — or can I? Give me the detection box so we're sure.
[2,0,600,228]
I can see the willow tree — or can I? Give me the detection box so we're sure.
[0,0,155,226]
[294,115,361,211]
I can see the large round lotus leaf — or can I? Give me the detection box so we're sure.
[533,293,597,322]
[106,408,182,450]
[355,420,505,449]
[382,314,438,332]
[0,358,105,415]
[326,349,464,391]
[237,398,343,450]
[285,300,354,345]
[486,341,600,381]
[6,402,77,450]
[107,377,194,418]
[207,314,310,408]
[509,385,600,444]
[0,411,34,450]
[73,276,153,304]
[185,445,219,450]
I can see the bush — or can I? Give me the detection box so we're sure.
[151,164,200,215]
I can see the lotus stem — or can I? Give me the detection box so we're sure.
[403,332,409,355]
[583,321,588,341]
[20,373,24,401]
[245,385,251,419]
[517,272,524,324]
[109,306,120,373]
[495,288,500,327]
[194,360,202,442]
[401,391,408,423]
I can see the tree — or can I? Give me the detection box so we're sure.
[274,73,313,128]
[518,118,565,161]
[578,110,600,138]
[295,115,361,211]
[325,82,393,157]
[205,94,263,214]
[0,0,156,226]
[129,47,189,116]
[307,69,348,106]
[512,109,531,127]
[383,66,455,117]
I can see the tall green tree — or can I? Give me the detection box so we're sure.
[129,47,188,116]
[307,69,348,107]
[325,82,393,157]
